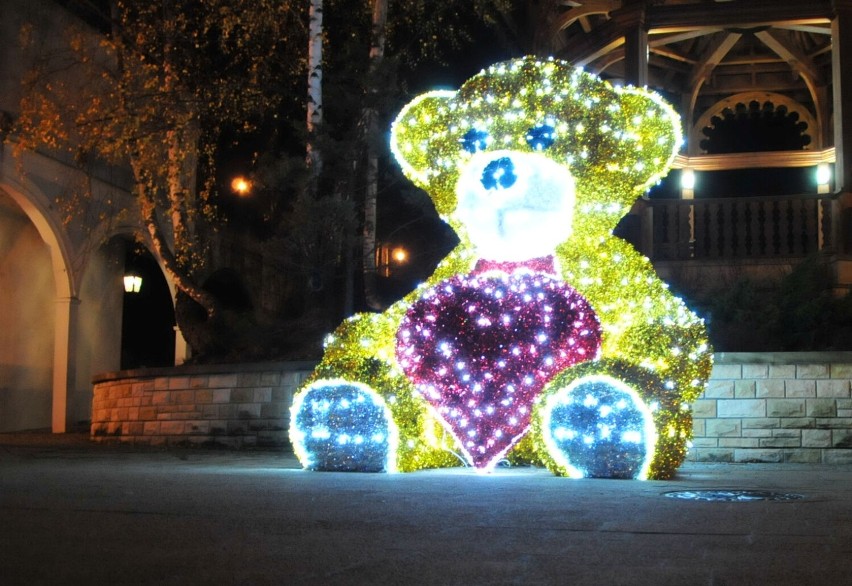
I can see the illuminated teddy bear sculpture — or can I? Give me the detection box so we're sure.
[290,56,712,479]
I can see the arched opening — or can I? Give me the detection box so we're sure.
[120,244,175,370]
[0,190,54,431]
[686,94,819,198]
[700,100,811,154]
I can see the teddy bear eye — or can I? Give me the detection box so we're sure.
[526,124,556,151]
[460,129,490,154]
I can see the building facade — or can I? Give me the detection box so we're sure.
[0,0,186,432]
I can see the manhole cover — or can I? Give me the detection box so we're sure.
[663,490,804,502]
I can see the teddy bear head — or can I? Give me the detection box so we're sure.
[390,56,681,262]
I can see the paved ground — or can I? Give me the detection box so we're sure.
[2,432,852,585]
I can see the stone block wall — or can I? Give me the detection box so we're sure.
[689,353,852,464]
[90,362,314,447]
[92,354,852,463]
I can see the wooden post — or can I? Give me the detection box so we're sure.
[622,2,648,87]
[636,198,654,259]
[833,2,852,194]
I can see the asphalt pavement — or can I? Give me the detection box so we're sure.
[2,431,851,585]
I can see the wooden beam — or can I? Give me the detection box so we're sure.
[591,51,692,80]
[672,148,835,171]
[697,81,814,95]
[550,0,617,34]
[649,29,723,48]
[774,24,832,35]
[755,29,822,83]
[647,0,832,34]
[714,62,807,74]
[558,16,625,68]
[689,32,742,88]
[650,46,697,65]
[559,0,831,75]
[721,56,788,66]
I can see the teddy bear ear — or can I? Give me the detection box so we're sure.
[390,90,457,190]
[612,85,682,193]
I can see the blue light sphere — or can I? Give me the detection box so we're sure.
[290,380,398,472]
[540,375,656,479]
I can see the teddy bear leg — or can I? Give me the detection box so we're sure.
[539,374,656,479]
[289,379,398,472]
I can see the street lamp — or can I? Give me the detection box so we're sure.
[392,247,408,263]
[376,244,409,277]
[230,176,252,196]
[123,273,142,293]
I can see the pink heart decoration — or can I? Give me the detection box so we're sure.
[396,270,601,471]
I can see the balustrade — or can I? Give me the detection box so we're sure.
[644,195,834,261]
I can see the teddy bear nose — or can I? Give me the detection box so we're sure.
[481,157,517,190]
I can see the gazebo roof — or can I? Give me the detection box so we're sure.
[542,1,835,159]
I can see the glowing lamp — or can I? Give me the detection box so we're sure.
[816,164,831,194]
[680,168,696,200]
[231,176,252,196]
[376,244,408,276]
[680,169,695,190]
[123,274,142,293]
[392,247,408,263]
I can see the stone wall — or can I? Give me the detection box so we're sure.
[90,362,315,447]
[690,353,852,464]
[92,354,852,463]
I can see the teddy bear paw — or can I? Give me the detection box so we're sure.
[289,379,399,472]
[538,375,657,479]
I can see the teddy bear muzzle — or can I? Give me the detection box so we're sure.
[455,150,576,262]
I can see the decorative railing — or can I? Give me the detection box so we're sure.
[645,194,835,261]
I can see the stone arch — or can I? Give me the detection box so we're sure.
[0,165,78,432]
[0,187,55,431]
[690,92,817,156]
[0,173,76,299]
[93,222,187,366]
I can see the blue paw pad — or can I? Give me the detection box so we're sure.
[541,375,656,479]
[290,380,398,472]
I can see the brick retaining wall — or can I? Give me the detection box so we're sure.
[90,362,315,447]
[92,354,852,462]
[690,352,852,464]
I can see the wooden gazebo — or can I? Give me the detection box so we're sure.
[535,0,852,293]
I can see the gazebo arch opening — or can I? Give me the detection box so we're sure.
[700,100,811,154]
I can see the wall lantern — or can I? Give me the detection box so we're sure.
[123,273,142,293]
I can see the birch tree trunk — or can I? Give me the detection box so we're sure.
[362,0,388,311]
[307,0,323,184]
